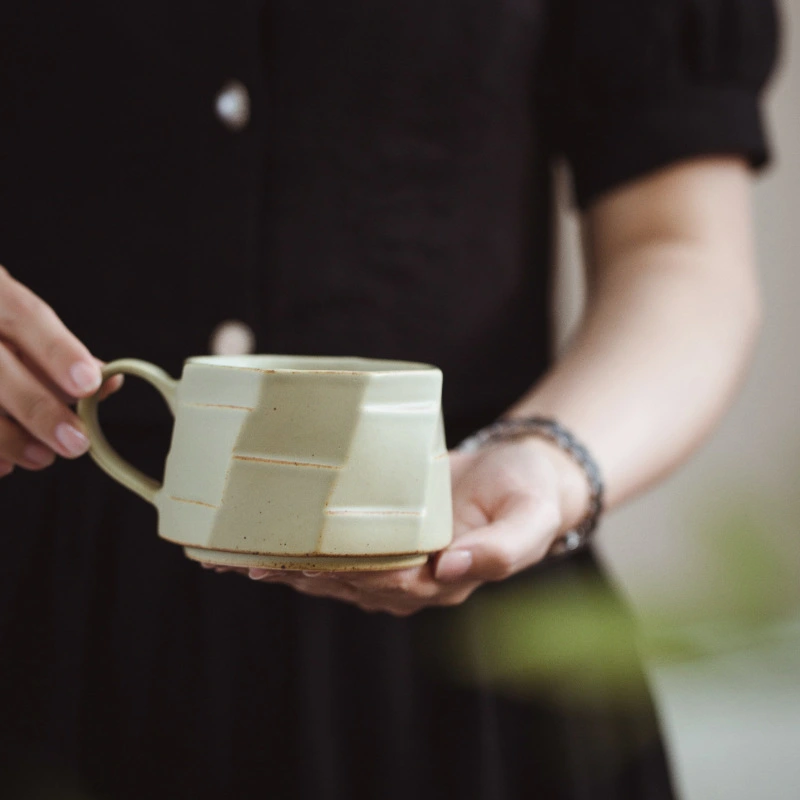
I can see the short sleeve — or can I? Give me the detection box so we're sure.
[541,0,780,209]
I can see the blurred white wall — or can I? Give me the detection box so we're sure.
[553,1,800,797]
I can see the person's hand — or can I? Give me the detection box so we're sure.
[0,265,122,477]
[219,437,590,616]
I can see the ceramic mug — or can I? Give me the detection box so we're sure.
[77,355,453,571]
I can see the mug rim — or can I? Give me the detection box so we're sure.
[184,354,439,375]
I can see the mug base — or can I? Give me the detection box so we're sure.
[183,546,429,572]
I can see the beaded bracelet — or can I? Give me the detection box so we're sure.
[456,417,604,558]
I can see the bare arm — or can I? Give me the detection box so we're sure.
[508,156,761,525]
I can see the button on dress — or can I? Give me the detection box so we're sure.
[0,1,778,798]
[215,81,252,131]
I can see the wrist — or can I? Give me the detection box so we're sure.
[517,437,591,533]
[457,416,604,556]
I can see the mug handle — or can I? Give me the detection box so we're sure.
[76,359,178,506]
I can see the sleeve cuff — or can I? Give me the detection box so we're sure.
[563,87,772,210]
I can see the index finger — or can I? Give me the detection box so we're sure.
[0,267,102,397]
[328,563,434,593]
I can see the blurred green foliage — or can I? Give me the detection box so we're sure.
[432,490,800,711]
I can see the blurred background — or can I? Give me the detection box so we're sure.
[553,1,800,797]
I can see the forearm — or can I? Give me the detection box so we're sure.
[507,163,761,525]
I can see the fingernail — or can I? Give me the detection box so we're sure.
[435,550,473,582]
[69,362,102,395]
[22,442,55,468]
[249,568,273,580]
[302,571,321,578]
[55,423,90,457]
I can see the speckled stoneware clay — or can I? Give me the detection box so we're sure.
[77,356,452,571]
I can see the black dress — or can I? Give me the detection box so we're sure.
[0,1,777,798]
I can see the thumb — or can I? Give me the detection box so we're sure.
[436,492,561,583]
